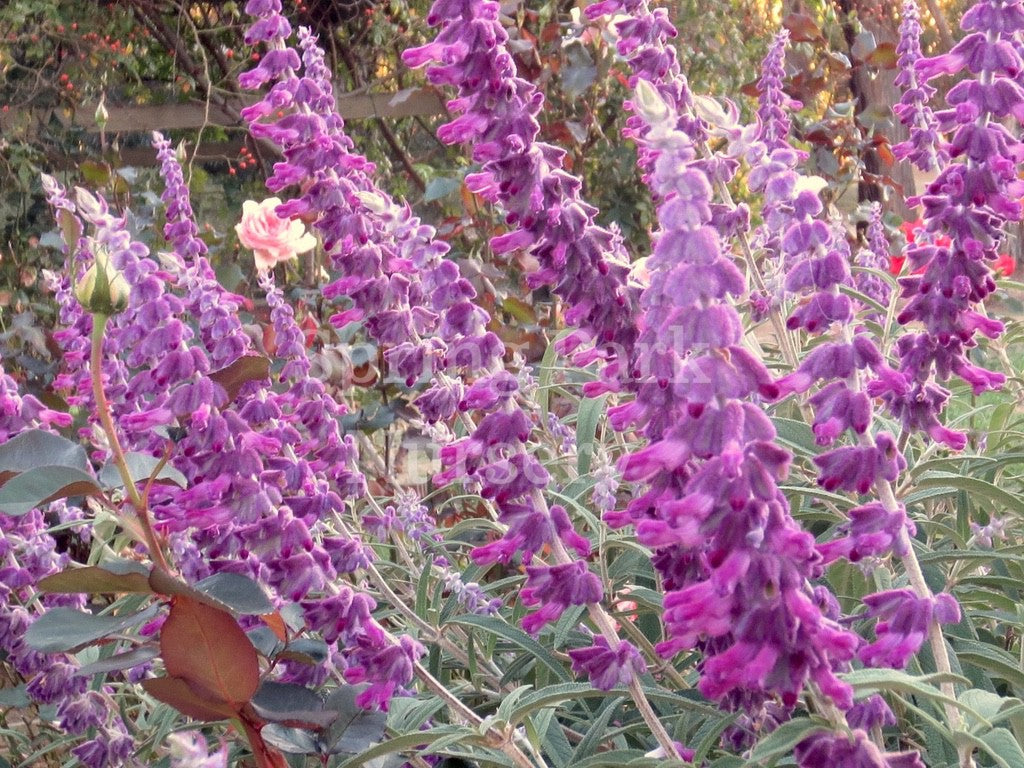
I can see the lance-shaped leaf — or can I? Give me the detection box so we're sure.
[324,686,388,754]
[99,453,187,489]
[161,595,260,706]
[251,681,338,729]
[260,725,322,755]
[37,560,153,595]
[79,644,160,676]
[25,603,161,653]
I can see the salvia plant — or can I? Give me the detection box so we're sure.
[3,1,1024,767]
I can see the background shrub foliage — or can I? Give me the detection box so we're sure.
[3,1,1024,768]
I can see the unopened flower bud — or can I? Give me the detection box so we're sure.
[75,248,130,314]
[633,79,669,125]
[94,97,109,129]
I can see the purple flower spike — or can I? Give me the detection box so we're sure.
[606,81,857,713]
[405,0,642,387]
[757,30,802,153]
[239,0,603,648]
[886,0,1022,441]
[893,0,947,170]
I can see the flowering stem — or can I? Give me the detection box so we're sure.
[547,534,681,760]
[841,323,970,763]
[89,313,171,574]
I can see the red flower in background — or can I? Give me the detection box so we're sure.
[892,218,1015,277]
[993,251,1016,277]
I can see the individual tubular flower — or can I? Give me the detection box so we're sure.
[611,81,858,712]
[568,635,647,691]
[892,0,947,171]
[858,589,960,669]
[794,729,926,768]
[816,503,915,565]
[845,694,897,731]
[520,561,603,634]
[403,0,642,391]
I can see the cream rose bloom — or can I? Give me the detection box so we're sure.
[235,197,317,272]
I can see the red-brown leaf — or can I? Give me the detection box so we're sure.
[142,676,237,721]
[161,596,260,705]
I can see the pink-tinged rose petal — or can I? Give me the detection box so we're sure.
[235,197,317,272]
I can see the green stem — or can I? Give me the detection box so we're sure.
[89,313,171,574]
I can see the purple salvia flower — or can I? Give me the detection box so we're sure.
[585,0,698,162]
[845,694,897,730]
[756,30,801,153]
[57,691,108,736]
[242,2,608,678]
[442,570,502,616]
[893,0,947,170]
[240,16,493,424]
[612,82,858,711]
[404,0,642,391]
[520,561,603,634]
[854,204,894,310]
[153,133,252,368]
[737,74,918,586]
[568,635,647,691]
[795,729,925,768]
[70,721,136,768]
[25,661,87,704]
[168,731,229,768]
[816,502,915,564]
[858,588,960,669]
[746,31,804,302]
[240,14,437,373]
[49,133,395,714]
[546,411,577,455]
[0,360,137,764]
[883,0,1023,448]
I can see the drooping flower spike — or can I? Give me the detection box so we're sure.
[404,0,642,391]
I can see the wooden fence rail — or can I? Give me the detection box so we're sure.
[1,87,446,166]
